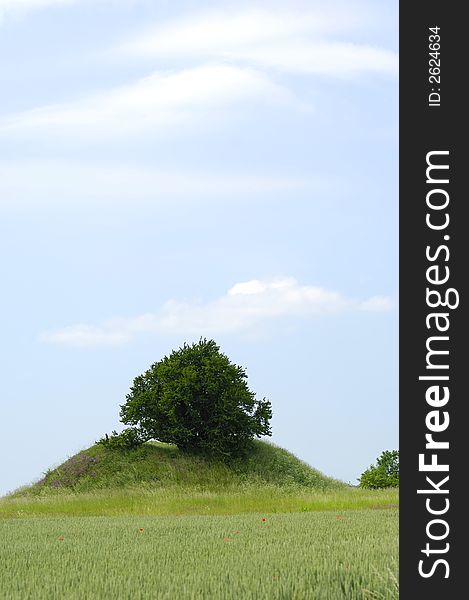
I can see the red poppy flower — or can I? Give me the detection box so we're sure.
[138,528,144,532]
[262,518,266,522]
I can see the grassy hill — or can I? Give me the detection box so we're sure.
[1,441,398,518]
[13,440,344,496]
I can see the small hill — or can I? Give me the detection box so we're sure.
[12,440,344,497]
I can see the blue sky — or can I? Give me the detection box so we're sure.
[0,0,398,494]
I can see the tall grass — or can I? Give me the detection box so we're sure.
[1,440,397,518]
[1,484,398,518]
[11,440,345,497]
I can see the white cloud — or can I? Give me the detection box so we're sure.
[0,64,292,136]
[222,42,397,78]
[40,277,393,347]
[121,9,398,78]
[359,295,394,312]
[0,0,95,22]
[0,5,395,141]
[122,10,333,57]
[0,0,130,19]
[0,0,70,11]
[41,325,129,347]
[0,159,311,210]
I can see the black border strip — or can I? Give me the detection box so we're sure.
[399,2,465,597]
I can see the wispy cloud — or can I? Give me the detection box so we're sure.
[0,64,292,137]
[0,0,71,12]
[40,277,393,347]
[0,159,313,211]
[0,0,92,23]
[0,0,129,20]
[120,9,398,78]
[0,5,395,141]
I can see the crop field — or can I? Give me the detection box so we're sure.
[0,509,398,600]
[1,443,398,598]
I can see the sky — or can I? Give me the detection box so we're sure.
[0,0,398,494]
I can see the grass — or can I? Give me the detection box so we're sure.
[0,440,398,598]
[1,440,397,518]
[0,510,398,599]
[0,484,398,518]
[11,440,345,496]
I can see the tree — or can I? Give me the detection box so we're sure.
[106,339,272,458]
[358,450,399,489]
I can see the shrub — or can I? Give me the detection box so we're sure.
[359,450,399,489]
[97,428,146,450]
[115,339,272,458]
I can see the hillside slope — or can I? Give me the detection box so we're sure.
[12,440,345,497]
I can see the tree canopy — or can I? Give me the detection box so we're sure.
[358,450,399,489]
[100,339,272,458]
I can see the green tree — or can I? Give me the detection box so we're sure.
[104,339,272,458]
[358,450,399,489]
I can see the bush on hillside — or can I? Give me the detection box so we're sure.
[98,427,145,450]
[358,450,399,489]
[101,339,272,459]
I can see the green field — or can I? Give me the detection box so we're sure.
[0,484,398,519]
[0,442,398,599]
[0,510,397,600]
